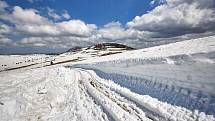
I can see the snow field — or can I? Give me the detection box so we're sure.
[0,67,108,121]
[85,69,215,121]
[1,66,214,120]
[1,35,215,120]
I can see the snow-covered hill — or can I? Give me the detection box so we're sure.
[52,43,135,64]
[0,54,54,71]
[71,35,215,116]
[0,43,134,71]
[74,35,215,64]
[0,36,215,120]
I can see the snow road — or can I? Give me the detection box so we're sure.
[0,67,214,121]
[73,60,215,116]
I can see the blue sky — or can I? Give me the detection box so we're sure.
[0,0,215,54]
[5,0,154,26]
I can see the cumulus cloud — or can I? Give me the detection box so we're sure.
[10,6,49,25]
[56,20,97,37]
[150,0,166,6]
[128,0,215,37]
[0,5,96,37]
[16,20,97,37]
[1,6,58,36]
[0,0,8,12]
[62,10,71,19]
[0,3,97,49]
[0,36,12,46]
[18,36,95,49]
[18,24,59,36]
[1,0,215,53]
[20,37,53,47]
[47,7,71,21]
[0,37,11,43]
[96,22,143,41]
[0,24,12,47]
[0,24,11,34]
[47,7,61,21]
[48,12,61,21]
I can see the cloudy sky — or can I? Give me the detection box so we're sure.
[0,0,215,54]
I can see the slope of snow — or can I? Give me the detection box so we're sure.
[0,67,214,121]
[0,67,109,121]
[0,54,53,71]
[1,36,214,71]
[73,35,215,64]
[69,35,215,116]
[0,35,215,120]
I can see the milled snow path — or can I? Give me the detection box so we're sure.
[0,67,214,121]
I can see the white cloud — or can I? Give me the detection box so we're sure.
[150,0,156,6]
[0,37,12,46]
[1,6,58,36]
[10,6,49,25]
[0,24,12,46]
[1,0,215,51]
[0,0,8,12]
[150,0,166,6]
[0,5,96,37]
[56,20,97,37]
[20,37,48,47]
[47,7,61,21]
[16,19,97,37]
[0,3,98,49]
[127,0,215,37]
[18,24,59,36]
[47,8,71,21]
[0,24,11,34]
[97,22,134,40]
[62,10,71,19]
[18,36,95,48]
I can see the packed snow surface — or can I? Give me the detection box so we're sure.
[0,36,215,120]
[0,67,214,121]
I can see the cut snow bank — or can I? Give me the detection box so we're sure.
[77,68,215,121]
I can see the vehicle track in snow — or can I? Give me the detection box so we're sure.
[0,67,214,121]
[81,70,164,121]
[76,69,152,121]
[73,68,215,121]
[0,67,109,121]
[73,65,215,116]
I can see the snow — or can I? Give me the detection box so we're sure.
[88,69,214,121]
[0,67,109,121]
[1,67,214,120]
[78,69,151,121]
[0,35,215,120]
[74,35,215,64]
[0,54,53,71]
